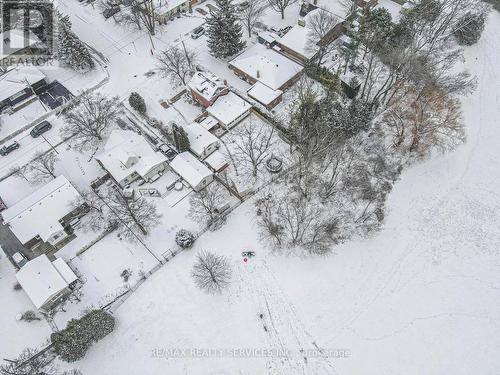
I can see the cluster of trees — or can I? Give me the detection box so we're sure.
[51,309,115,362]
[0,347,82,375]
[55,12,95,73]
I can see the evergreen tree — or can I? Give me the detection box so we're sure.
[206,0,246,58]
[55,14,95,73]
[172,124,191,152]
[129,92,147,114]
[454,12,486,46]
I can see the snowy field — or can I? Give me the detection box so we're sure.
[57,12,500,375]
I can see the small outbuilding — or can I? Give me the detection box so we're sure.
[16,254,78,311]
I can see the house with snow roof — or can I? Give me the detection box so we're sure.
[16,254,78,311]
[185,122,220,159]
[2,176,86,253]
[229,44,303,109]
[206,91,251,129]
[169,151,213,191]
[187,70,229,108]
[96,130,169,187]
[151,0,191,23]
[0,65,47,112]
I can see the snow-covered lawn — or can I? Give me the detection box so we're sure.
[0,252,52,358]
[63,12,500,375]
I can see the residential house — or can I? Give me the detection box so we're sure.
[206,91,251,129]
[151,0,191,23]
[16,255,78,311]
[96,130,169,187]
[2,176,86,253]
[0,66,47,113]
[170,151,213,191]
[185,122,220,159]
[229,44,303,109]
[187,70,229,108]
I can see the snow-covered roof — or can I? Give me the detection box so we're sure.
[52,258,78,285]
[16,255,73,309]
[154,0,189,14]
[170,152,212,188]
[1,28,43,57]
[247,82,283,106]
[279,9,343,60]
[204,150,228,172]
[97,130,168,183]
[258,31,280,44]
[304,0,350,19]
[2,176,81,243]
[188,71,227,102]
[230,44,303,91]
[199,115,219,131]
[185,122,219,157]
[0,65,46,101]
[207,92,251,127]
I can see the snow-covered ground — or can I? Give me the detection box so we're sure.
[58,11,500,375]
[0,251,52,358]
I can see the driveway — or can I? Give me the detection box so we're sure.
[0,219,32,269]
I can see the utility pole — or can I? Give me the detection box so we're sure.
[40,134,59,154]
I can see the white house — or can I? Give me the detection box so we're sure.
[185,122,220,159]
[206,92,251,129]
[96,130,169,187]
[170,152,213,191]
[16,254,78,311]
[229,43,304,91]
[2,176,84,250]
[152,0,190,23]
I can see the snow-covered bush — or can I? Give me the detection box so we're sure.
[129,92,147,114]
[51,309,116,362]
[175,229,196,248]
[21,310,41,322]
[13,282,22,291]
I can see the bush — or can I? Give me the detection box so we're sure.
[13,282,22,291]
[52,309,115,362]
[175,229,196,248]
[128,92,146,114]
[21,310,40,322]
[454,12,486,46]
[120,268,132,282]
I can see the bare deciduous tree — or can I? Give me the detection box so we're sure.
[9,164,30,182]
[240,0,267,37]
[70,190,108,232]
[267,0,297,19]
[383,85,465,158]
[224,118,277,177]
[305,9,340,67]
[26,151,59,184]
[61,91,122,153]
[101,187,162,240]
[0,346,58,375]
[156,44,198,86]
[188,183,227,228]
[191,250,232,293]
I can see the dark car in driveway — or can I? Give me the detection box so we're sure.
[30,121,52,138]
[0,141,20,156]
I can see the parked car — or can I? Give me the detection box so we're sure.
[158,144,177,160]
[69,217,81,228]
[103,6,120,19]
[191,26,205,39]
[12,252,28,268]
[30,121,52,138]
[0,141,20,156]
[195,7,207,15]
